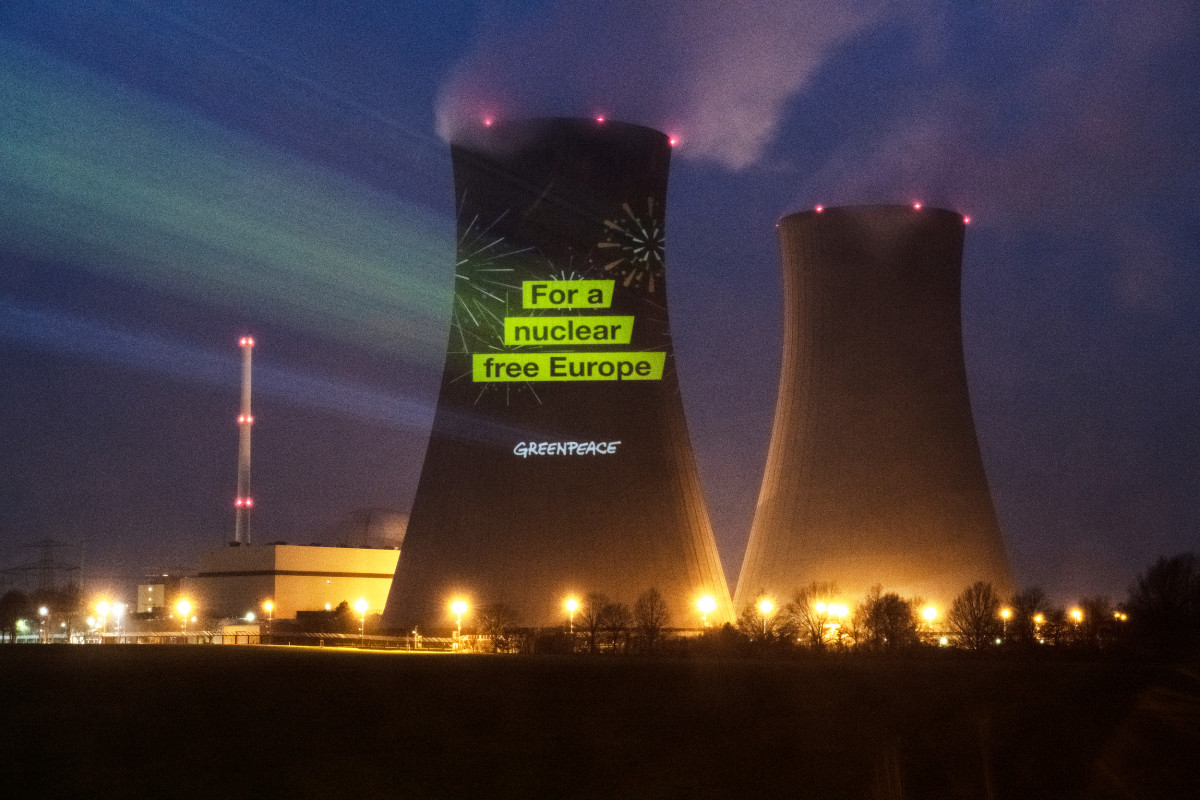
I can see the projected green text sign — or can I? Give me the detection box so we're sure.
[504,316,633,345]
[473,352,665,381]
[474,280,663,382]
[522,280,614,309]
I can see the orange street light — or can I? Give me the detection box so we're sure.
[176,599,193,634]
[450,599,468,646]
[96,600,111,637]
[262,600,275,642]
[353,598,369,647]
[697,595,718,628]
[757,598,775,636]
[564,597,579,634]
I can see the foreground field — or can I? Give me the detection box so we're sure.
[2,646,1197,798]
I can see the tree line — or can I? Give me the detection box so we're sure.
[6,552,1196,658]
[461,551,1199,659]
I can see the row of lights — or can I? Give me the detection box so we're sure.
[480,114,679,147]
[84,597,370,640]
[39,595,1130,645]
[437,596,1104,632]
[812,202,970,224]
[444,594,727,633]
[747,599,1116,630]
[469,117,969,218]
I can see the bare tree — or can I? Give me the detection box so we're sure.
[1078,596,1121,648]
[633,588,671,652]
[0,590,32,643]
[578,592,609,654]
[1040,607,1070,646]
[856,586,919,652]
[599,601,633,653]
[786,582,841,651]
[1008,587,1049,647]
[1126,552,1200,649]
[477,603,518,653]
[841,607,867,649]
[947,581,1002,650]
[735,596,797,645]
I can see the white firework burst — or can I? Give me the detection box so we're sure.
[597,197,665,292]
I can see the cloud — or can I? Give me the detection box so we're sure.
[436,0,883,170]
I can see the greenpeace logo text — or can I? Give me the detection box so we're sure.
[513,441,622,458]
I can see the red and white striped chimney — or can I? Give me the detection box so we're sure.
[234,336,254,544]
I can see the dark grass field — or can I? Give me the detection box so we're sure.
[2,646,1197,799]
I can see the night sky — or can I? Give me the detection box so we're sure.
[2,2,1196,605]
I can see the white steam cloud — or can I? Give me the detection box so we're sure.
[437,0,883,170]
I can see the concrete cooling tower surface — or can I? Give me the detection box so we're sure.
[384,118,732,631]
[735,205,1012,613]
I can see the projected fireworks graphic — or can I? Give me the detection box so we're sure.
[598,197,665,292]
[449,186,672,406]
[449,206,538,404]
[449,207,527,356]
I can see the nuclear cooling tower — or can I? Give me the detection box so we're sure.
[383,117,733,630]
[734,205,1012,612]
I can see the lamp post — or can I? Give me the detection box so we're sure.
[451,600,468,650]
[262,600,274,643]
[354,598,369,647]
[921,605,938,637]
[38,606,49,644]
[999,607,1012,640]
[757,598,775,637]
[564,597,578,634]
[1069,607,1083,642]
[177,599,192,637]
[96,601,110,641]
[697,595,717,629]
[113,602,126,643]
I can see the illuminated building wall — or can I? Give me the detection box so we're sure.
[184,544,400,620]
[734,205,1012,611]
[383,118,733,630]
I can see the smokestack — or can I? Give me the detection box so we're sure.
[234,336,254,545]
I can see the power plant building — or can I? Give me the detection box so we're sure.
[184,544,400,620]
[383,118,733,630]
[735,205,1012,611]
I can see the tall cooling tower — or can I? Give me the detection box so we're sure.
[734,205,1012,612]
[384,117,733,630]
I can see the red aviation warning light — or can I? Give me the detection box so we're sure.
[815,205,824,213]
[913,202,922,210]
[234,335,255,544]
[595,114,606,124]
[962,215,971,224]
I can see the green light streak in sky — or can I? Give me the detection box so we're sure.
[0,40,452,364]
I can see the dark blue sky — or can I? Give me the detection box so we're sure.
[2,1,1196,604]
